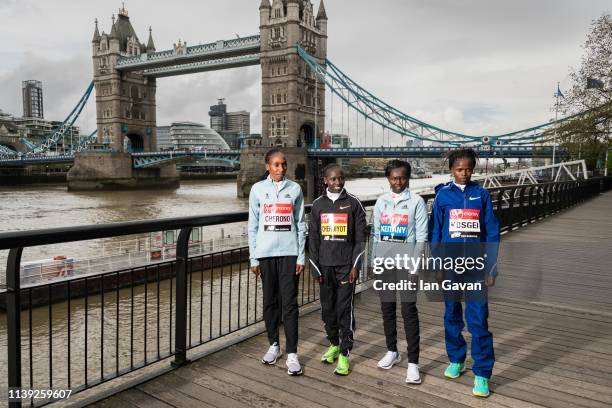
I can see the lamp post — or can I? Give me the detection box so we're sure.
[586,77,610,176]
[553,82,561,166]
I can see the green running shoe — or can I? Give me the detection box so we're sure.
[334,354,350,376]
[444,362,466,379]
[321,344,340,364]
[473,376,490,397]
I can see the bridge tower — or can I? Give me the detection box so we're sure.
[68,5,178,190]
[91,5,157,153]
[238,0,328,200]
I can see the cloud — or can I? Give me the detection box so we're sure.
[1,0,610,141]
[156,66,262,131]
[0,53,91,121]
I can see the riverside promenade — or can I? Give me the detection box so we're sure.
[92,191,612,408]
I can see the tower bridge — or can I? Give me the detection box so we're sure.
[0,1,583,198]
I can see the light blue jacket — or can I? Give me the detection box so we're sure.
[371,189,428,271]
[372,189,429,244]
[248,176,306,267]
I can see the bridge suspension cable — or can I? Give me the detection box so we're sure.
[25,81,95,156]
[0,145,17,158]
[297,46,599,147]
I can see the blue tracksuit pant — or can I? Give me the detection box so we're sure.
[443,271,494,378]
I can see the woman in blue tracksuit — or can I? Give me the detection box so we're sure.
[248,148,306,376]
[430,148,499,397]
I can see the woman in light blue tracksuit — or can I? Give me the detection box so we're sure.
[248,148,306,376]
[372,160,428,384]
[430,148,500,397]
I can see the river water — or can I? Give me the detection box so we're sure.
[0,176,450,265]
[0,175,449,405]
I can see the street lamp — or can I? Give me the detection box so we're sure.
[586,77,611,176]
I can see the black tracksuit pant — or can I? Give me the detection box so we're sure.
[260,256,299,354]
[319,265,356,356]
[379,271,420,364]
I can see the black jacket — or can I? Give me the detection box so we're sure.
[309,189,368,277]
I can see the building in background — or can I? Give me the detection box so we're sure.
[13,117,80,153]
[320,133,351,148]
[169,122,229,151]
[156,126,172,150]
[406,138,424,147]
[0,108,83,154]
[209,99,227,132]
[208,99,250,149]
[22,80,44,119]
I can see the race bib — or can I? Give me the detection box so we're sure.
[380,213,409,242]
[263,203,293,231]
[321,213,348,241]
[449,209,481,238]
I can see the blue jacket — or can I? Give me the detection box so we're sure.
[430,181,500,275]
[248,176,306,267]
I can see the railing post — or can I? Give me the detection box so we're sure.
[518,187,527,227]
[495,189,504,229]
[172,228,192,368]
[548,184,554,213]
[7,247,23,408]
[528,185,535,223]
[507,187,516,230]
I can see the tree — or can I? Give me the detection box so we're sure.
[559,13,612,114]
[554,13,612,171]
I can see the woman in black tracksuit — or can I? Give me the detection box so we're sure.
[309,164,367,376]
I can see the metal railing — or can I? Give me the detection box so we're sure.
[0,177,609,407]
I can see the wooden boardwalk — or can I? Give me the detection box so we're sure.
[94,192,612,408]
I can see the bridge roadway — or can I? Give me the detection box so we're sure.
[94,191,612,408]
[0,146,557,167]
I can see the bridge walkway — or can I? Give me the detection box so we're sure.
[95,192,612,408]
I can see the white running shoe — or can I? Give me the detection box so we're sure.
[405,363,422,384]
[262,343,281,365]
[286,353,303,376]
[377,351,401,369]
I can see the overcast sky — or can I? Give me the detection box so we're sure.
[0,0,609,139]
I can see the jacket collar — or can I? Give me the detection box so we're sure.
[382,188,411,204]
[267,175,287,191]
[449,180,479,193]
[319,188,348,202]
[391,188,411,200]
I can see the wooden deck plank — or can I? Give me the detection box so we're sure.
[233,339,467,408]
[293,325,611,408]
[357,300,612,359]
[351,308,612,383]
[152,371,252,408]
[119,388,183,408]
[200,348,407,408]
[259,335,541,408]
[172,359,326,408]
[301,315,612,402]
[136,376,217,408]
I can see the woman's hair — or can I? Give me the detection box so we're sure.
[265,148,284,163]
[446,148,478,169]
[384,159,411,178]
[322,163,343,177]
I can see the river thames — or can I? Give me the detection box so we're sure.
[0,176,449,265]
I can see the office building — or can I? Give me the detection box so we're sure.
[22,80,44,119]
[209,99,250,149]
[156,126,172,150]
